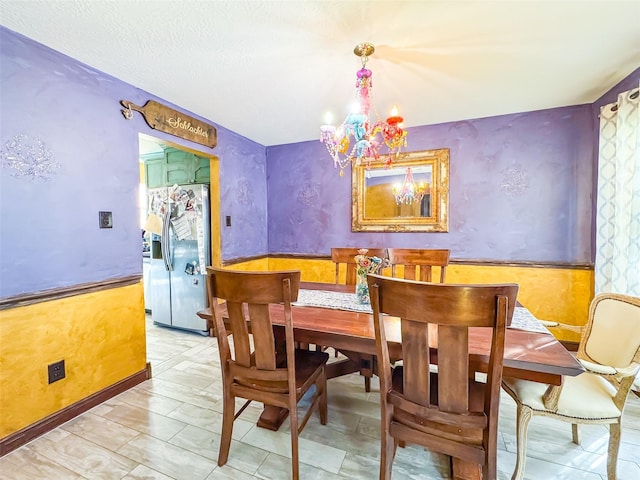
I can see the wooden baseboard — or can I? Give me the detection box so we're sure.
[0,363,151,457]
[0,275,142,310]
[223,253,593,270]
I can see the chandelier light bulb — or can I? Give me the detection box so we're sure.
[387,104,403,125]
[324,112,333,125]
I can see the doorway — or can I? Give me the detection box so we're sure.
[137,132,220,317]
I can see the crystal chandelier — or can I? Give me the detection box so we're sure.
[392,167,426,205]
[320,42,408,176]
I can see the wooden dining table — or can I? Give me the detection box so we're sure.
[197,281,583,412]
[197,281,583,478]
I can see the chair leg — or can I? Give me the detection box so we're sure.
[484,425,498,480]
[512,405,533,480]
[218,392,235,466]
[607,421,621,480]
[318,369,328,425]
[290,402,300,480]
[571,423,580,444]
[379,432,396,480]
[362,354,375,392]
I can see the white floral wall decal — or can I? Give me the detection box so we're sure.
[1,134,60,180]
[500,166,529,197]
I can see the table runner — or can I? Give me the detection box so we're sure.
[294,289,373,313]
[293,289,549,334]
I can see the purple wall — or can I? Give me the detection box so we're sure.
[267,105,596,263]
[216,130,268,260]
[0,28,267,298]
[266,67,640,265]
[2,26,637,299]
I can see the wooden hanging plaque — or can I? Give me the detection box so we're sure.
[120,100,217,148]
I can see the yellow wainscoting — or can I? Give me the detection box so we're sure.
[269,258,335,283]
[221,257,269,272]
[0,283,146,438]
[446,264,593,342]
[264,257,593,343]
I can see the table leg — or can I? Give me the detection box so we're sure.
[451,456,481,479]
[255,355,364,431]
[257,406,290,431]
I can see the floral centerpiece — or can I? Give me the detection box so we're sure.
[354,248,386,304]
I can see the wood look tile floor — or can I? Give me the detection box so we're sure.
[2,315,640,479]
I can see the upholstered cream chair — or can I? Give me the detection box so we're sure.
[502,293,640,480]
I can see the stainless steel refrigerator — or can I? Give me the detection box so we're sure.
[147,183,210,334]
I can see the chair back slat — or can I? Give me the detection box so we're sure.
[401,265,420,281]
[331,247,387,285]
[387,248,450,283]
[400,319,432,405]
[247,303,277,370]
[227,301,252,367]
[437,324,469,413]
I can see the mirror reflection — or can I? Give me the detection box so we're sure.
[365,165,433,218]
[352,149,449,232]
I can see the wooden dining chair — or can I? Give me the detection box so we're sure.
[330,247,388,391]
[502,293,640,480]
[367,273,518,480]
[386,248,450,283]
[206,268,329,480]
[331,247,388,285]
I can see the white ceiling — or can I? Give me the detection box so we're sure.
[1,0,639,147]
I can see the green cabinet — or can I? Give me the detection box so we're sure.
[143,148,210,188]
[193,155,211,184]
[144,157,166,188]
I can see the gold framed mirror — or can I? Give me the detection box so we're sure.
[352,148,449,232]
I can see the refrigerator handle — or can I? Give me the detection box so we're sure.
[162,209,172,271]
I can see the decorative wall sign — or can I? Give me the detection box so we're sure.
[120,100,217,149]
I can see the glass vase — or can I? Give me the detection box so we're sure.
[356,270,370,305]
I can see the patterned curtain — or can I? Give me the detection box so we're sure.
[595,85,640,296]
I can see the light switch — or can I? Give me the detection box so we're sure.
[99,211,113,228]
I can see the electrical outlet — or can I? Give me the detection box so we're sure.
[48,360,65,384]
